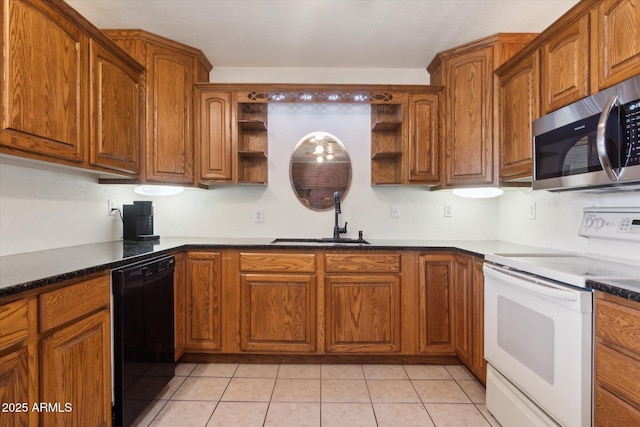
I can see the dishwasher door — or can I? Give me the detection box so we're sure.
[112,255,175,427]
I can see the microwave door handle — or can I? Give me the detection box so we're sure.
[596,94,621,180]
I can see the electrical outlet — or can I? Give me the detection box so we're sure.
[390,204,400,218]
[253,207,264,223]
[108,200,116,216]
[444,204,453,217]
[529,202,537,220]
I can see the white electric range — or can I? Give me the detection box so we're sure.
[484,207,640,427]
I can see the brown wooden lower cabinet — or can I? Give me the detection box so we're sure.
[185,251,222,352]
[417,252,486,382]
[453,255,473,365]
[0,343,38,426]
[240,273,316,352]
[419,253,456,355]
[470,258,487,384]
[325,274,401,353]
[173,252,187,360]
[40,310,111,427]
[595,291,640,425]
[0,273,112,427]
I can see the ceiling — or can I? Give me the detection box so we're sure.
[67,0,579,71]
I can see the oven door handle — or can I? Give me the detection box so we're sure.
[484,264,578,301]
[596,94,621,181]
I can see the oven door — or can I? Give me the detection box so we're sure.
[483,263,593,427]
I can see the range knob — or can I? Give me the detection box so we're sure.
[595,218,605,229]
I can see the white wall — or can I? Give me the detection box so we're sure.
[150,102,498,241]
[0,101,500,256]
[0,162,132,255]
[498,189,640,261]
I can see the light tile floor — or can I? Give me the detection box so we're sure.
[132,363,500,427]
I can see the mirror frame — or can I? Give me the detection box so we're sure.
[289,131,352,211]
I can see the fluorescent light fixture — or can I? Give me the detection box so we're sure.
[452,187,504,198]
[134,185,184,196]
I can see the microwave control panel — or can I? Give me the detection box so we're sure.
[579,208,640,241]
[624,99,640,166]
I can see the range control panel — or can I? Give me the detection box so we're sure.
[579,208,640,241]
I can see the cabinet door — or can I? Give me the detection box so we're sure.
[445,49,494,186]
[408,93,440,183]
[173,253,186,360]
[89,40,142,175]
[498,51,540,180]
[40,310,111,427]
[540,15,590,114]
[0,344,38,427]
[240,274,316,352]
[592,0,640,91]
[471,258,486,384]
[1,0,88,163]
[185,252,222,352]
[595,292,640,424]
[325,275,401,353]
[453,255,472,366]
[198,91,233,181]
[146,45,195,184]
[418,254,455,355]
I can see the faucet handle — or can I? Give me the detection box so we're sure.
[343,222,348,233]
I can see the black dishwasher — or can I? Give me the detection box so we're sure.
[112,255,175,427]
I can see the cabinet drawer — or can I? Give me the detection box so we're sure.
[596,297,640,355]
[324,253,401,273]
[240,253,316,273]
[39,274,110,332]
[0,299,34,348]
[596,343,640,409]
[595,385,640,426]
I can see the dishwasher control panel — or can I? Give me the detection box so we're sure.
[579,207,640,240]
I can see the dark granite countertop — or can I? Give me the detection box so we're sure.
[0,237,551,298]
[587,278,640,303]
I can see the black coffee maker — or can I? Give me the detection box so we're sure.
[123,201,159,241]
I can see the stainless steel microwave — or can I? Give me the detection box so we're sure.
[533,75,640,192]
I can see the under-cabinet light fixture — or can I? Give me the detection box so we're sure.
[452,187,504,198]
[134,185,184,196]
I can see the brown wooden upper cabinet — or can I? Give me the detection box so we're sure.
[196,89,234,182]
[1,0,144,177]
[370,90,440,185]
[428,34,537,188]
[497,51,540,180]
[591,0,640,92]
[407,93,440,183]
[540,15,590,115]
[104,30,212,185]
[89,39,143,175]
[496,0,640,181]
[195,87,269,186]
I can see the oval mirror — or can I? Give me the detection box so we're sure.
[290,132,352,211]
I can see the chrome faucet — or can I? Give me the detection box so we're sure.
[333,191,347,239]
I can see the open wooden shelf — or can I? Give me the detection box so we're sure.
[372,120,402,131]
[238,119,268,131]
[238,150,268,158]
[237,103,268,184]
[371,103,404,185]
[371,151,402,160]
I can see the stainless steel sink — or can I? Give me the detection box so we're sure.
[271,237,370,245]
